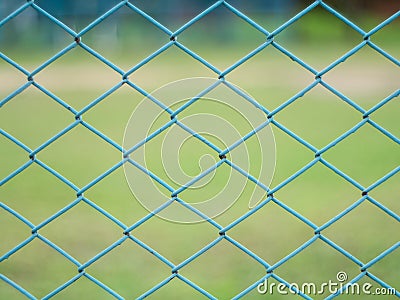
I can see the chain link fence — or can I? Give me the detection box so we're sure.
[1,0,399,299]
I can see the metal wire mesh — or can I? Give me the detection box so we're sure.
[1,0,399,299]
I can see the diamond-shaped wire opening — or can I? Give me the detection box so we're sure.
[85,236,172,299]
[123,159,174,211]
[172,91,272,172]
[216,134,274,212]
[128,131,187,193]
[324,123,399,187]
[177,89,267,136]
[170,89,274,189]
[84,167,143,226]
[33,45,123,111]
[177,4,267,70]
[128,119,228,197]
[127,46,216,91]
[176,163,231,206]
[40,201,123,262]
[0,87,73,149]
[274,5,363,70]
[180,238,266,298]
[38,124,122,186]
[84,84,143,144]
[122,81,173,138]
[80,4,170,69]
[141,77,222,109]
[212,176,269,226]
[272,84,361,148]
[226,200,312,264]
[322,201,399,263]
[273,238,360,298]
[177,134,223,178]
[323,45,400,109]
[0,163,74,224]
[1,238,77,298]
[226,45,315,108]
[220,131,274,199]
[0,5,73,66]
[273,162,361,224]
[132,215,218,264]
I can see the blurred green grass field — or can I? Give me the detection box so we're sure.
[1,8,399,300]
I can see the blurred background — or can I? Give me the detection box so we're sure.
[1,0,399,53]
[1,0,399,299]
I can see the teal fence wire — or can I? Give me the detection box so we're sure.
[1,0,399,299]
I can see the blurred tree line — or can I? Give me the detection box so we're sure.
[0,0,398,50]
